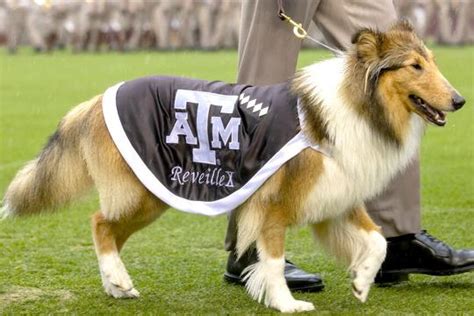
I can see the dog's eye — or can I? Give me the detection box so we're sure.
[412,64,422,70]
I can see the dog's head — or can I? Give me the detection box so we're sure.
[351,20,465,127]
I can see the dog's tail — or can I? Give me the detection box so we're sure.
[1,96,100,218]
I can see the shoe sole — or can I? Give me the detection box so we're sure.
[379,263,474,277]
[376,263,474,285]
[375,273,409,285]
[223,272,325,293]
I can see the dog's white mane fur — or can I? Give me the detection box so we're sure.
[297,57,425,224]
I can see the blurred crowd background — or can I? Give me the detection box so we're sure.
[1,0,473,54]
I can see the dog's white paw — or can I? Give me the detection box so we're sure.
[103,281,140,299]
[351,279,370,303]
[101,270,140,299]
[99,253,139,299]
[350,231,386,303]
[274,299,315,313]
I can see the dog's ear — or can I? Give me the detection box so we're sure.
[351,28,382,64]
[351,28,385,94]
[390,19,415,33]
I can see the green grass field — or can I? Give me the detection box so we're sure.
[0,47,473,314]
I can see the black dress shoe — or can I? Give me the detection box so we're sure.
[224,248,324,292]
[376,230,474,284]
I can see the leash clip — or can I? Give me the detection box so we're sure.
[278,6,342,55]
[279,12,307,39]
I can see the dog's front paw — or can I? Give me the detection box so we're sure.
[273,299,315,313]
[103,281,140,299]
[351,279,370,303]
[101,267,140,299]
[99,253,139,299]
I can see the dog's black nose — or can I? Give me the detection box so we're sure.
[452,93,465,110]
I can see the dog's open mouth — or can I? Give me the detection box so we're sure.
[409,95,446,126]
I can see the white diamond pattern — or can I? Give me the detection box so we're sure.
[252,103,262,113]
[258,107,268,117]
[247,99,256,109]
[238,93,270,117]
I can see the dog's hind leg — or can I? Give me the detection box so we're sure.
[83,101,168,298]
[240,207,315,313]
[312,206,386,303]
[91,194,167,299]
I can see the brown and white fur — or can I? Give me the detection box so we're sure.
[0,21,465,312]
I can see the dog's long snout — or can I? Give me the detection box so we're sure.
[452,93,465,110]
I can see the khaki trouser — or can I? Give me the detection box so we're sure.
[212,1,241,49]
[194,2,213,49]
[436,0,471,45]
[152,1,182,49]
[225,0,421,252]
[6,6,28,52]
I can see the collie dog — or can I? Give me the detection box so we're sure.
[1,21,465,312]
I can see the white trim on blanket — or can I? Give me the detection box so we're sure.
[102,82,316,216]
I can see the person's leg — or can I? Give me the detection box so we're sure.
[151,3,170,50]
[211,2,233,49]
[6,8,24,54]
[312,0,397,50]
[28,7,49,53]
[237,0,320,85]
[225,0,324,292]
[436,0,469,45]
[196,3,212,49]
